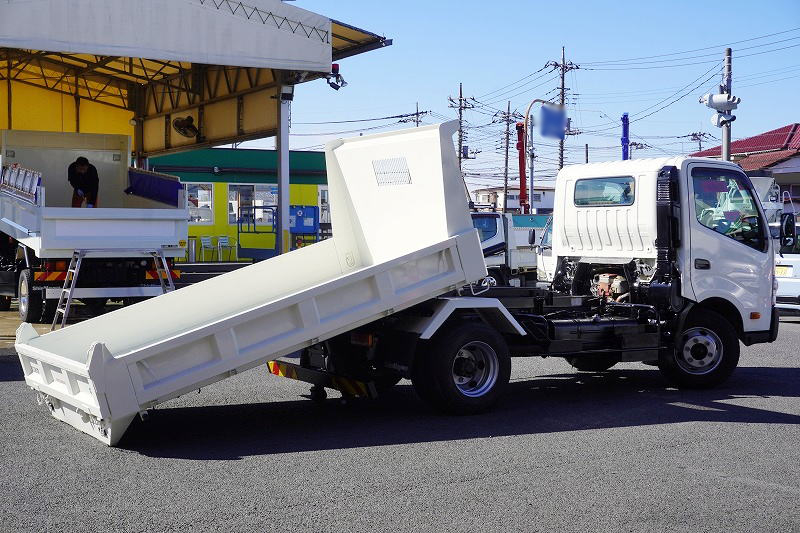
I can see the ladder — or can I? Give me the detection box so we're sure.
[51,249,175,331]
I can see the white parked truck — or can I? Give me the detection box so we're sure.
[774,222,800,313]
[471,212,549,286]
[14,123,792,445]
[0,130,187,322]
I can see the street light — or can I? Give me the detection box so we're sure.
[516,99,566,214]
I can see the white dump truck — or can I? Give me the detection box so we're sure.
[14,122,792,445]
[0,130,187,322]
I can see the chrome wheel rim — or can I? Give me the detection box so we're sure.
[676,327,723,375]
[19,276,28,318]
[451,341,499,397]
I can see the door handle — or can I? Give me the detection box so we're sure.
[694,258,711,270]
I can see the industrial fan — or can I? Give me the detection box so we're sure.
[172,116,200,138]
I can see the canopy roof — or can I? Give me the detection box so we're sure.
[0,0,391,156]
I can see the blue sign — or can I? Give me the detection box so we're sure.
[540,104,567,140]
[289,205,319,234]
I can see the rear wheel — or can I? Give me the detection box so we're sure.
[18,269,43,323]
[413,322,511,414]
[658,310,739,388]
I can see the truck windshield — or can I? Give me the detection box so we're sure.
[692,167,766,252]
[472,215,498,242]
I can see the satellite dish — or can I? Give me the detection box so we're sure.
[173,116,199,138]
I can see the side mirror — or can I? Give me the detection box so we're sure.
[528,229,536,245]
[780,212,797,247]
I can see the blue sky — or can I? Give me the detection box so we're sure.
[255,1,800,188]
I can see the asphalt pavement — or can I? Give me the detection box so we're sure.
[1,313,799,532]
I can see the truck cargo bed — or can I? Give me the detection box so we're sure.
[14,122,486,445]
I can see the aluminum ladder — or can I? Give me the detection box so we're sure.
[51,249,175,331]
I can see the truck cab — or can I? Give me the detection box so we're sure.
[551,156,785,345]
[471,211,546,286]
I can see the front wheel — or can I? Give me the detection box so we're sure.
[658,310,739,388]
[413,322,511,414]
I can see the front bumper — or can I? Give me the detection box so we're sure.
[742,307,780,346]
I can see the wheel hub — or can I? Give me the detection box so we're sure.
[451,341,499,398]
[677,327,722,375]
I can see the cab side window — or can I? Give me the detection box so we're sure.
[692,167,766,252]
[574,176,635,207]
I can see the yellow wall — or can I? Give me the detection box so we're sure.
[0,81,133,136]
[186,182,320,261]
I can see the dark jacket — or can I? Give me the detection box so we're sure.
[67,162,99,204]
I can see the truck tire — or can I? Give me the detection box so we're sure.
[566,355,618,372]
[0,295,11,311]
[658,310,739,388]
[18,269,43,323]
[413,322,511,414]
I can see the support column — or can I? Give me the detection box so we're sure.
[6,58,12,129]
[276,85,292,255]
[74,70,80,132]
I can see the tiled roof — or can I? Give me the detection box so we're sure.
[693,123,800,157]
[691,123,800,172]
[737,150,797,172]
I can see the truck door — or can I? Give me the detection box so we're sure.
[536,217,555,282]
[686,163,773,331]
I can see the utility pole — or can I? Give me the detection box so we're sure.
[415,102,420,127]
[558,47,566,168]
[545,48,578,169]
[685,132,711,153]
[448,83,474,172]
[722,47,732,161]
[502,101,511,213]
[585,143,589,163]
[621,112,630,160]
[528,116,535,212]
[700,48,738,160]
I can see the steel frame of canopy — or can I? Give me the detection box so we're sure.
[0,15,390,254]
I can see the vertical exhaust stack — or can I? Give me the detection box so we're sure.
[648,165,683,312]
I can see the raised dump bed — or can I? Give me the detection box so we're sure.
[15,122,486,445]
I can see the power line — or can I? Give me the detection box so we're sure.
[293,110,428,125]
[578,26,800,65]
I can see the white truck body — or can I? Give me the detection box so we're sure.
[14,122,487,445]
[472,212,546,286]
[0,130,187,258]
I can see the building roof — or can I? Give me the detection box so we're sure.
[0,0,390,73]
[692,123,800,172]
